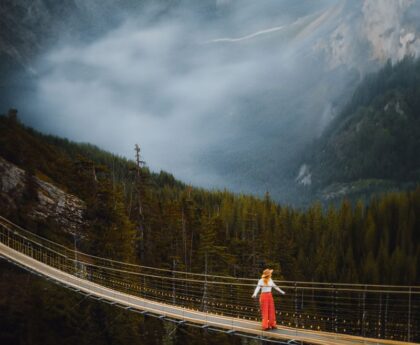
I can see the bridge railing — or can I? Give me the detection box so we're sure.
[0,215,418,343]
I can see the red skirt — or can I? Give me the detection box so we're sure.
[259,292,276,330]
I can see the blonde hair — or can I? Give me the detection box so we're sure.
[261,269,272,285]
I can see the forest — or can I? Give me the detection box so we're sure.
[309,57,420,191]
[0,59,419,343]
[0,111,418,286]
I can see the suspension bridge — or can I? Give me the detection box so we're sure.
[0,215,418,345]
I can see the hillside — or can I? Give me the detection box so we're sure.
[1,111,418,283]
[0,110,419,345]
[0,110,184,192]
[302,57,420,202]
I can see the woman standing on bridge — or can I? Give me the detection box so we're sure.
[252,268,285,330]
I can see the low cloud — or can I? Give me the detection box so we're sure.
[26,0,415,199]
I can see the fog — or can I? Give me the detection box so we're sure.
[16,0,419,202]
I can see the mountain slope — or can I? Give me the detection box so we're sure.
[1,111,418,283]
[303,57,420,202]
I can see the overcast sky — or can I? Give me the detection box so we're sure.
[24,1,331,186]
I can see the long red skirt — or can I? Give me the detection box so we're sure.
[259,292,276,330]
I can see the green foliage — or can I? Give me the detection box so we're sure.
[310,57,420,189]
[1,112,417,283]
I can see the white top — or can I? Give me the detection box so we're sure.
[252,278,285,297]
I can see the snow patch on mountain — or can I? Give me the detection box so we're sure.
[296,164,312,186]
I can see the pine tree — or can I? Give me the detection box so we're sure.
[85,167,136,262]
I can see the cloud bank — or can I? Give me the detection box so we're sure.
[27,1,332,188]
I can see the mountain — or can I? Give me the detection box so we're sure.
[200,0,420,204]
[1,0,420,205]
[298,57,420,203]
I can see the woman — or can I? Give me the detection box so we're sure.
[252,268,285,330]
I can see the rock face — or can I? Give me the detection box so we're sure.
[314,0,420,72]
[0,156,85,235]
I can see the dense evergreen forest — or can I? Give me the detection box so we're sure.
[309,57,420,194]
[0,105,419,344]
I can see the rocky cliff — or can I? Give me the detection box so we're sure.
[0,156,85,235]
